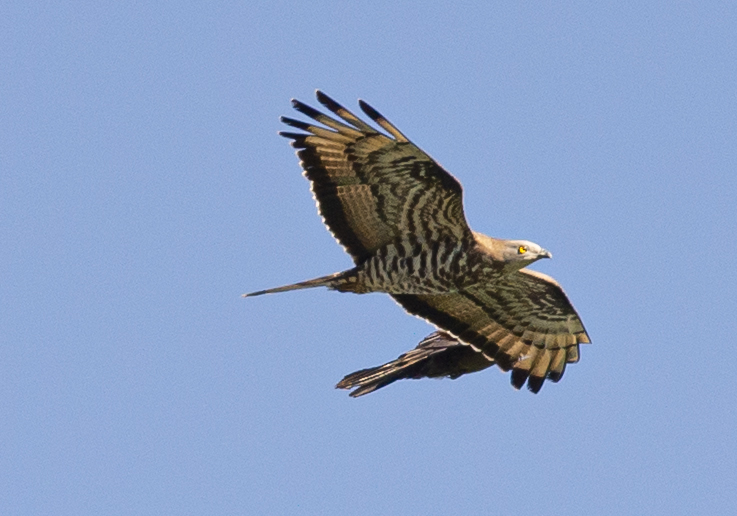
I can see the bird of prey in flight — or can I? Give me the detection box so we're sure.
[245,91,590,396]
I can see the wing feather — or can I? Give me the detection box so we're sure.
[280,91,472,264]
[336,331,494,397]
[391,269,590,392]
[358,99,410,142]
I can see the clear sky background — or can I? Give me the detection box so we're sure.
[2,2,736,515]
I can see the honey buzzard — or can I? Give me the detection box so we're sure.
[245,91,590,395]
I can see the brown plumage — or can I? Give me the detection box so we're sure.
[336,332,494,397]
[245,91,590,394]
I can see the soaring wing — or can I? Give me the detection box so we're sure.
[336,331,493,397]
[280,91,473,264]
[392,269,591,393]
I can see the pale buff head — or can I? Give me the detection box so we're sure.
[498,239,552,263]
[473,232,552,269]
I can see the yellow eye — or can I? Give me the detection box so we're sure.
[518,246,528,254]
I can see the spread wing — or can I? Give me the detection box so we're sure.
[279,91,473,264]
[392,269,591,393]
[336,331,493,397]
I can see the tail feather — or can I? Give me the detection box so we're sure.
[242,271,347,297]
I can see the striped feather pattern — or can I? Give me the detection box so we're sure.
[251,92,593,395]
[280,91,472,264]
[392,269,589,393]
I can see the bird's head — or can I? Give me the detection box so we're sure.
[498,240,552,269]
[472,233,552,270]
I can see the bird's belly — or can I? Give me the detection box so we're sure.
[354,240,469,294]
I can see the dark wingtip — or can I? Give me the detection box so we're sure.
[495,352,514,372]
[315,90,343,113]
[510,369,529,390]
[291,99,322,119]
[280,116,311,130]
[277,131,304,139]
[358,99,382,122]
[527,376,545,393]
[547,370,564,383]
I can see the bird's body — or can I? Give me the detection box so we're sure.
[245,91,590,395]
[246,234,527,296]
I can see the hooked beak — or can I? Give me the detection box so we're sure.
[540,249,552,259]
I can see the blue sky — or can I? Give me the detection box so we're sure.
[2,2,736,514]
